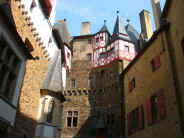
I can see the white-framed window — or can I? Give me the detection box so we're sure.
[66,111,78,128]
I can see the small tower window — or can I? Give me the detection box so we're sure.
[124,46,129,52]
[100,36,104,41]
[88,39,92,44]
[87,53,92,61]
[71,79,75,88]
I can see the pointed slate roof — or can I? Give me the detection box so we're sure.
[126,24,140,53]
[41,50,63,92]
[54,19,72,47]
[113,12,130,41]
[99,20,109,33]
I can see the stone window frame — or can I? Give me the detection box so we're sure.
[66,111,79,128]
[0,35,24,103]
[71,79,75,88]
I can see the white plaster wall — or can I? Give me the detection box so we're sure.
[20,0,58,59]
[0,99,16,126]
[62,67,66,88]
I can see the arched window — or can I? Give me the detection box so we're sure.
[46,99,55,123]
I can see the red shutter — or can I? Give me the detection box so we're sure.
[157,92,166,120]
[146,99,152,126]
[127,113,131,136]
[128,82,132,93]
[45,0,54,8]
[154,56,161,69]
[45,7,52,17]
[138,105,143,129]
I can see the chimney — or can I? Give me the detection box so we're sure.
[151,0,161,29]
[81,22,90,35]
[139,10,153,40]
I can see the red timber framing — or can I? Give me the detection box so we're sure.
[92,33,136,69]
[64,45,72,72]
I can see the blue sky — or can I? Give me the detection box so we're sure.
[55,0,166,36]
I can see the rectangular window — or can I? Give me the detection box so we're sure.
[96,38,99,43]
[127,105,144,136]
[100,36,104,41]
[124,46,129,52]
[87,53,92,61]
[88,39,92,44]
[146,91,166,126]
[0,38,21,101]
[110,47,115,55]
[73,111,78,127]
[71,80,75,88]
[67,111,78,128]
[128,78,135,92]
[151,56,161,72]
[100,52,105,59]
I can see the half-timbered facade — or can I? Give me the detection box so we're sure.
[93,13,137,69]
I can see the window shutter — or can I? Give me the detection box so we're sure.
[138,105,144,129]
[146,99,152,126]
[44,0,54,8]
[127,113,131,136]
[157,92,166,120]
[154,56,161,69]
[128,82,132,93]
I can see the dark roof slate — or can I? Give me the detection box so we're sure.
[41,50,62,92]
[125,24,140,53]
[113,15,130,41]
[54,20,72,46]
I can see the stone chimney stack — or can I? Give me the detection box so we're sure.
[81,22,90,35]
[139,10,153,40]
[151,0,161,29]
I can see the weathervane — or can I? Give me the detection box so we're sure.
[104,19,107,25]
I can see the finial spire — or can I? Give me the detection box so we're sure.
[104,19,107,25]
[116,10,120,15]
[127,19,130,24]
